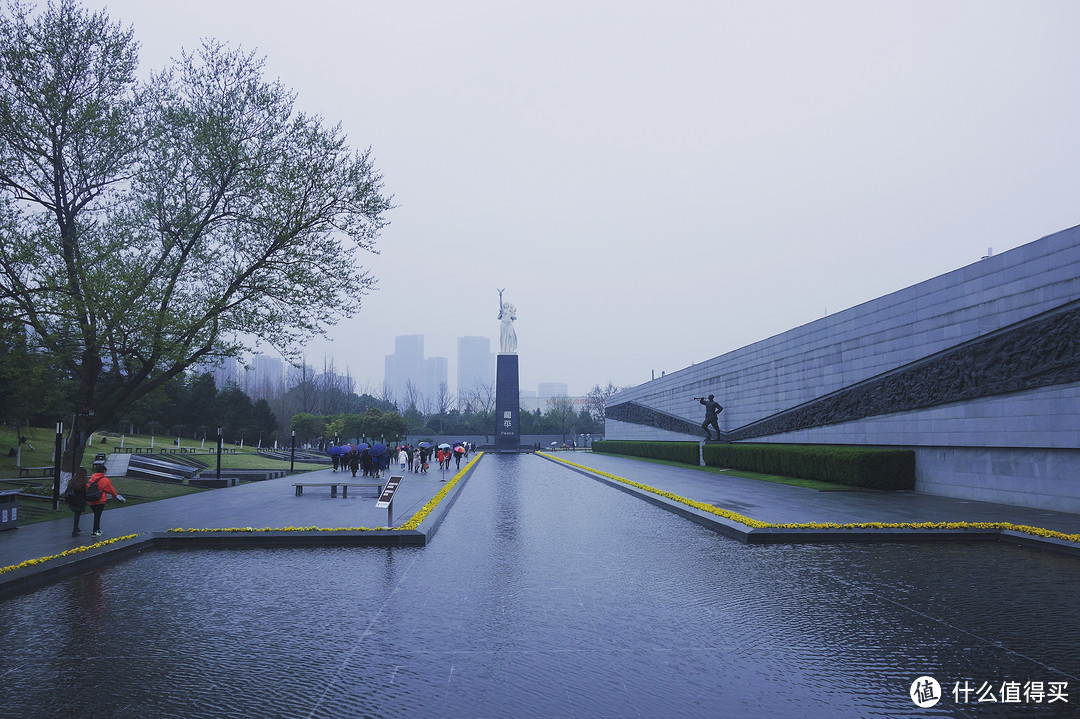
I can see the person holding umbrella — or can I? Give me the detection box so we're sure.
[453,443,465,469]
[369,443,388,479]
[360,446,373,477]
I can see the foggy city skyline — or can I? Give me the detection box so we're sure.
[76,0,1080,397]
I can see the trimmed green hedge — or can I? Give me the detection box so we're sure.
[593,440,915,490]
[592,440,699,465]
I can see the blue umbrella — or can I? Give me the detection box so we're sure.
[418,441,432,448]
[327,446,342,456]
[357,442,369,450]
[370,443,388,457]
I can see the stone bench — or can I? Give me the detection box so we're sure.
[17,466,53,478]
[188,477,240,488]
[292,482,383,498]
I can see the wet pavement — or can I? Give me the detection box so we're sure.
[538,451,1080,555]
[4,449,1080,592]
[0,459,474,595]
[1,452,1078,718]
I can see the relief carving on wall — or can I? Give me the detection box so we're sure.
[608,299,1080,441]
[605,401,718,438]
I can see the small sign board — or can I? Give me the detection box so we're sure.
[375,476,403,509]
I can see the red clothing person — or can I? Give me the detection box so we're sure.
[87,465,125,536]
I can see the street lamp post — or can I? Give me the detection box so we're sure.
[51,420,63,510]
[290,430,296,473]
[216,427,223,481]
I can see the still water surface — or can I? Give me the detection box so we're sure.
[2,454,1078,718]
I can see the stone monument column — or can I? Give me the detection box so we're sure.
[495,289,520,453]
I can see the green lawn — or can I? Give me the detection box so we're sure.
[2,475,208,525]
[1,425,326,476]
[1,425,327,525]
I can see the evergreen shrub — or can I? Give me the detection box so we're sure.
[703,443,915,490]
[592,440,699,465]
[592,440,915,490]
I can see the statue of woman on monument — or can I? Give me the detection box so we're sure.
[498,288,517,354]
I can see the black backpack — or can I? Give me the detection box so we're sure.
[85,479,103,501]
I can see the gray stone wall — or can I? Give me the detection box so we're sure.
[606,225,1080,512]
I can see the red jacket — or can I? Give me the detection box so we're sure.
[87,472,119,506]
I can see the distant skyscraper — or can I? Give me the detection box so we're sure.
[192,356,240,389]
[384,335,448,411]
[457,336,494,403]
[245,354,284,400]
[385,335,424,409]
[538,382,568,397]
[425,356,449,409]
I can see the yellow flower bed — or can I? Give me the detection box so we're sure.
[167,452,484,534]
[397,452,481,530]
[542,453,1080,544]
[0,534,142,576]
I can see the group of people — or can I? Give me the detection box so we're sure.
[332,446,392,479]
[401,442,472,474]
[331,441,474,477]
[62,462,126,537]
[58,436,481,541]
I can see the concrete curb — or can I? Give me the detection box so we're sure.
[0,455,485,600]
[541,453,1080,558]
[0,534,156,601]
[412,452,482,543]
[152,530,426,548]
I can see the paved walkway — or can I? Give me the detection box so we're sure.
[538,451,1080,556]
[0,460,471,595]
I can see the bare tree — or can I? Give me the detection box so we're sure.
[585,381,630,424]
[403,379,424,414]
[465,379,497,414]
[287,361,318,414]
[436,382,454,416]
[376,381,396,411]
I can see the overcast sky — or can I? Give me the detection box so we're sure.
[81,0,1080,397]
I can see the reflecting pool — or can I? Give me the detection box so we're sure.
[2,454,1078,718]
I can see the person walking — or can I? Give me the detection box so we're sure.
[348,449,360,477]
[87,462,125,537]
[63,466,89,537]
[398,446,408,471]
